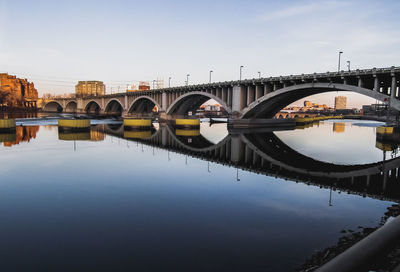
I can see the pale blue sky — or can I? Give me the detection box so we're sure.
[1,0,399,107]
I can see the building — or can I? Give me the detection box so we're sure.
[138,82,150,91]
[75,81,105,97]
[0,73,38,108]
[333,123,345,133]
[334,96,347,110]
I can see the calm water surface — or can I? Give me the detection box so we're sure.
[0,119,397,271]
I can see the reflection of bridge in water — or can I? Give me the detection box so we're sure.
[91,123,400,202]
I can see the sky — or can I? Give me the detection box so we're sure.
[1,0,400,108]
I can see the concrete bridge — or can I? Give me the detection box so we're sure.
[86,123,400,202]
[44,66,400,120]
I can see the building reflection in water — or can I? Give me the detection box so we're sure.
[333,122,345,133]
[0,126,39,147]
[58,128,106,142]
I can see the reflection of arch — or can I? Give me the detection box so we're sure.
[105,99,123,115]
[43,101,63,113]
[128,96,161,114]
[165,124,230,152]
[242,83,400,118]
[240,132,400,179]
[85,101,101,114]
[65,101,77,113]
[167,92,232,115]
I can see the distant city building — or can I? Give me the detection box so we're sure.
[139,82,150,91]
[75,81,105,97]
[0,73,38,108]
[155,78,164,89]
[334,96,347,110]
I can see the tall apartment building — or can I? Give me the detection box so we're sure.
[334,96,347,110]
[75,81,105,97]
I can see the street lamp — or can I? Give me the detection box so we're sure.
[168,77,171,87]
[186,74,190,86]
[153,80,156,89]
[209,70,213,83]
[240,65,244,81]
[338,51,343,72]
[347,61,351,71]
[258,71,261,79]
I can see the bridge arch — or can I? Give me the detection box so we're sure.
[166,91,232,116]
[65,101,77,113]
[128,96,161,115]
[43,101,63,113]
[104,99,124,116]
[84,100,102,115]
[241,83,400,119]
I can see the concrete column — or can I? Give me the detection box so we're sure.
[162,92,167,110]
[273,82,279,91]
[217,88,222,99]
[247,85,255,106]
[358,77,363,88]
[221,87,227,104]
[256,84,263,100]
[101,98,105,109]
[264,84,272,96]
[232,85,246,112]
[230,136,244,163]
[227,87,232,107]
[392,76,397,98]
[124,95,128,110]
[374,76,380,92]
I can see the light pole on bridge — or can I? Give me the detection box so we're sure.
[186,74,190,86]
[347,61,351,71]
[258,71,261,79]
[153,80,156,89]
[240,65,244,81]
[338,51,343,72]
[169,77,171,87]
[209,70,213,83]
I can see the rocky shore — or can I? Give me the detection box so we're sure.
[298,204,400,272]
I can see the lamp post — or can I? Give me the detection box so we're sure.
[240,65,244,81]
[168,77,171,87]
[209,70,213,83]
[153,80,156,89]
[186,74,190,86]
[258,71,261,79]
[347,61,351,71]
[338,51,343,72]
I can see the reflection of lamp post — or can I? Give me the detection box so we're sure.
[185,155,188,165]
[338,51,343,72]
[329,187,333,206]
[168,150,170,161]
[236,168,240,181]
[208,161,211,173]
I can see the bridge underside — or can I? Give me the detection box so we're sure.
[242,83,400,119]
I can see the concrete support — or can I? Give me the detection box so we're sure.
[255,84,263,100]
[247,85,255,106]
[392,76,397,98]
[264,84,272,96]
[358,77,363,88]
[230,136,244,163]
[221,87,227,104]
[124,95,128,110]
[232,85,246,112]
[227,87,232,107]
[374,76,380,92]
[162,92,167,111]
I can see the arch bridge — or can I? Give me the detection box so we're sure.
[43,66,400,120]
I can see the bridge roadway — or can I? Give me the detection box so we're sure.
[44,66,400,120]
[80,123,400,202]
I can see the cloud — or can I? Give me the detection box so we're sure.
[260,1,351,21]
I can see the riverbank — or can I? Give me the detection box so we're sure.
[298,204,400,271]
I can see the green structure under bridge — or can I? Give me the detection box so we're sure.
[43,66,400,122]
